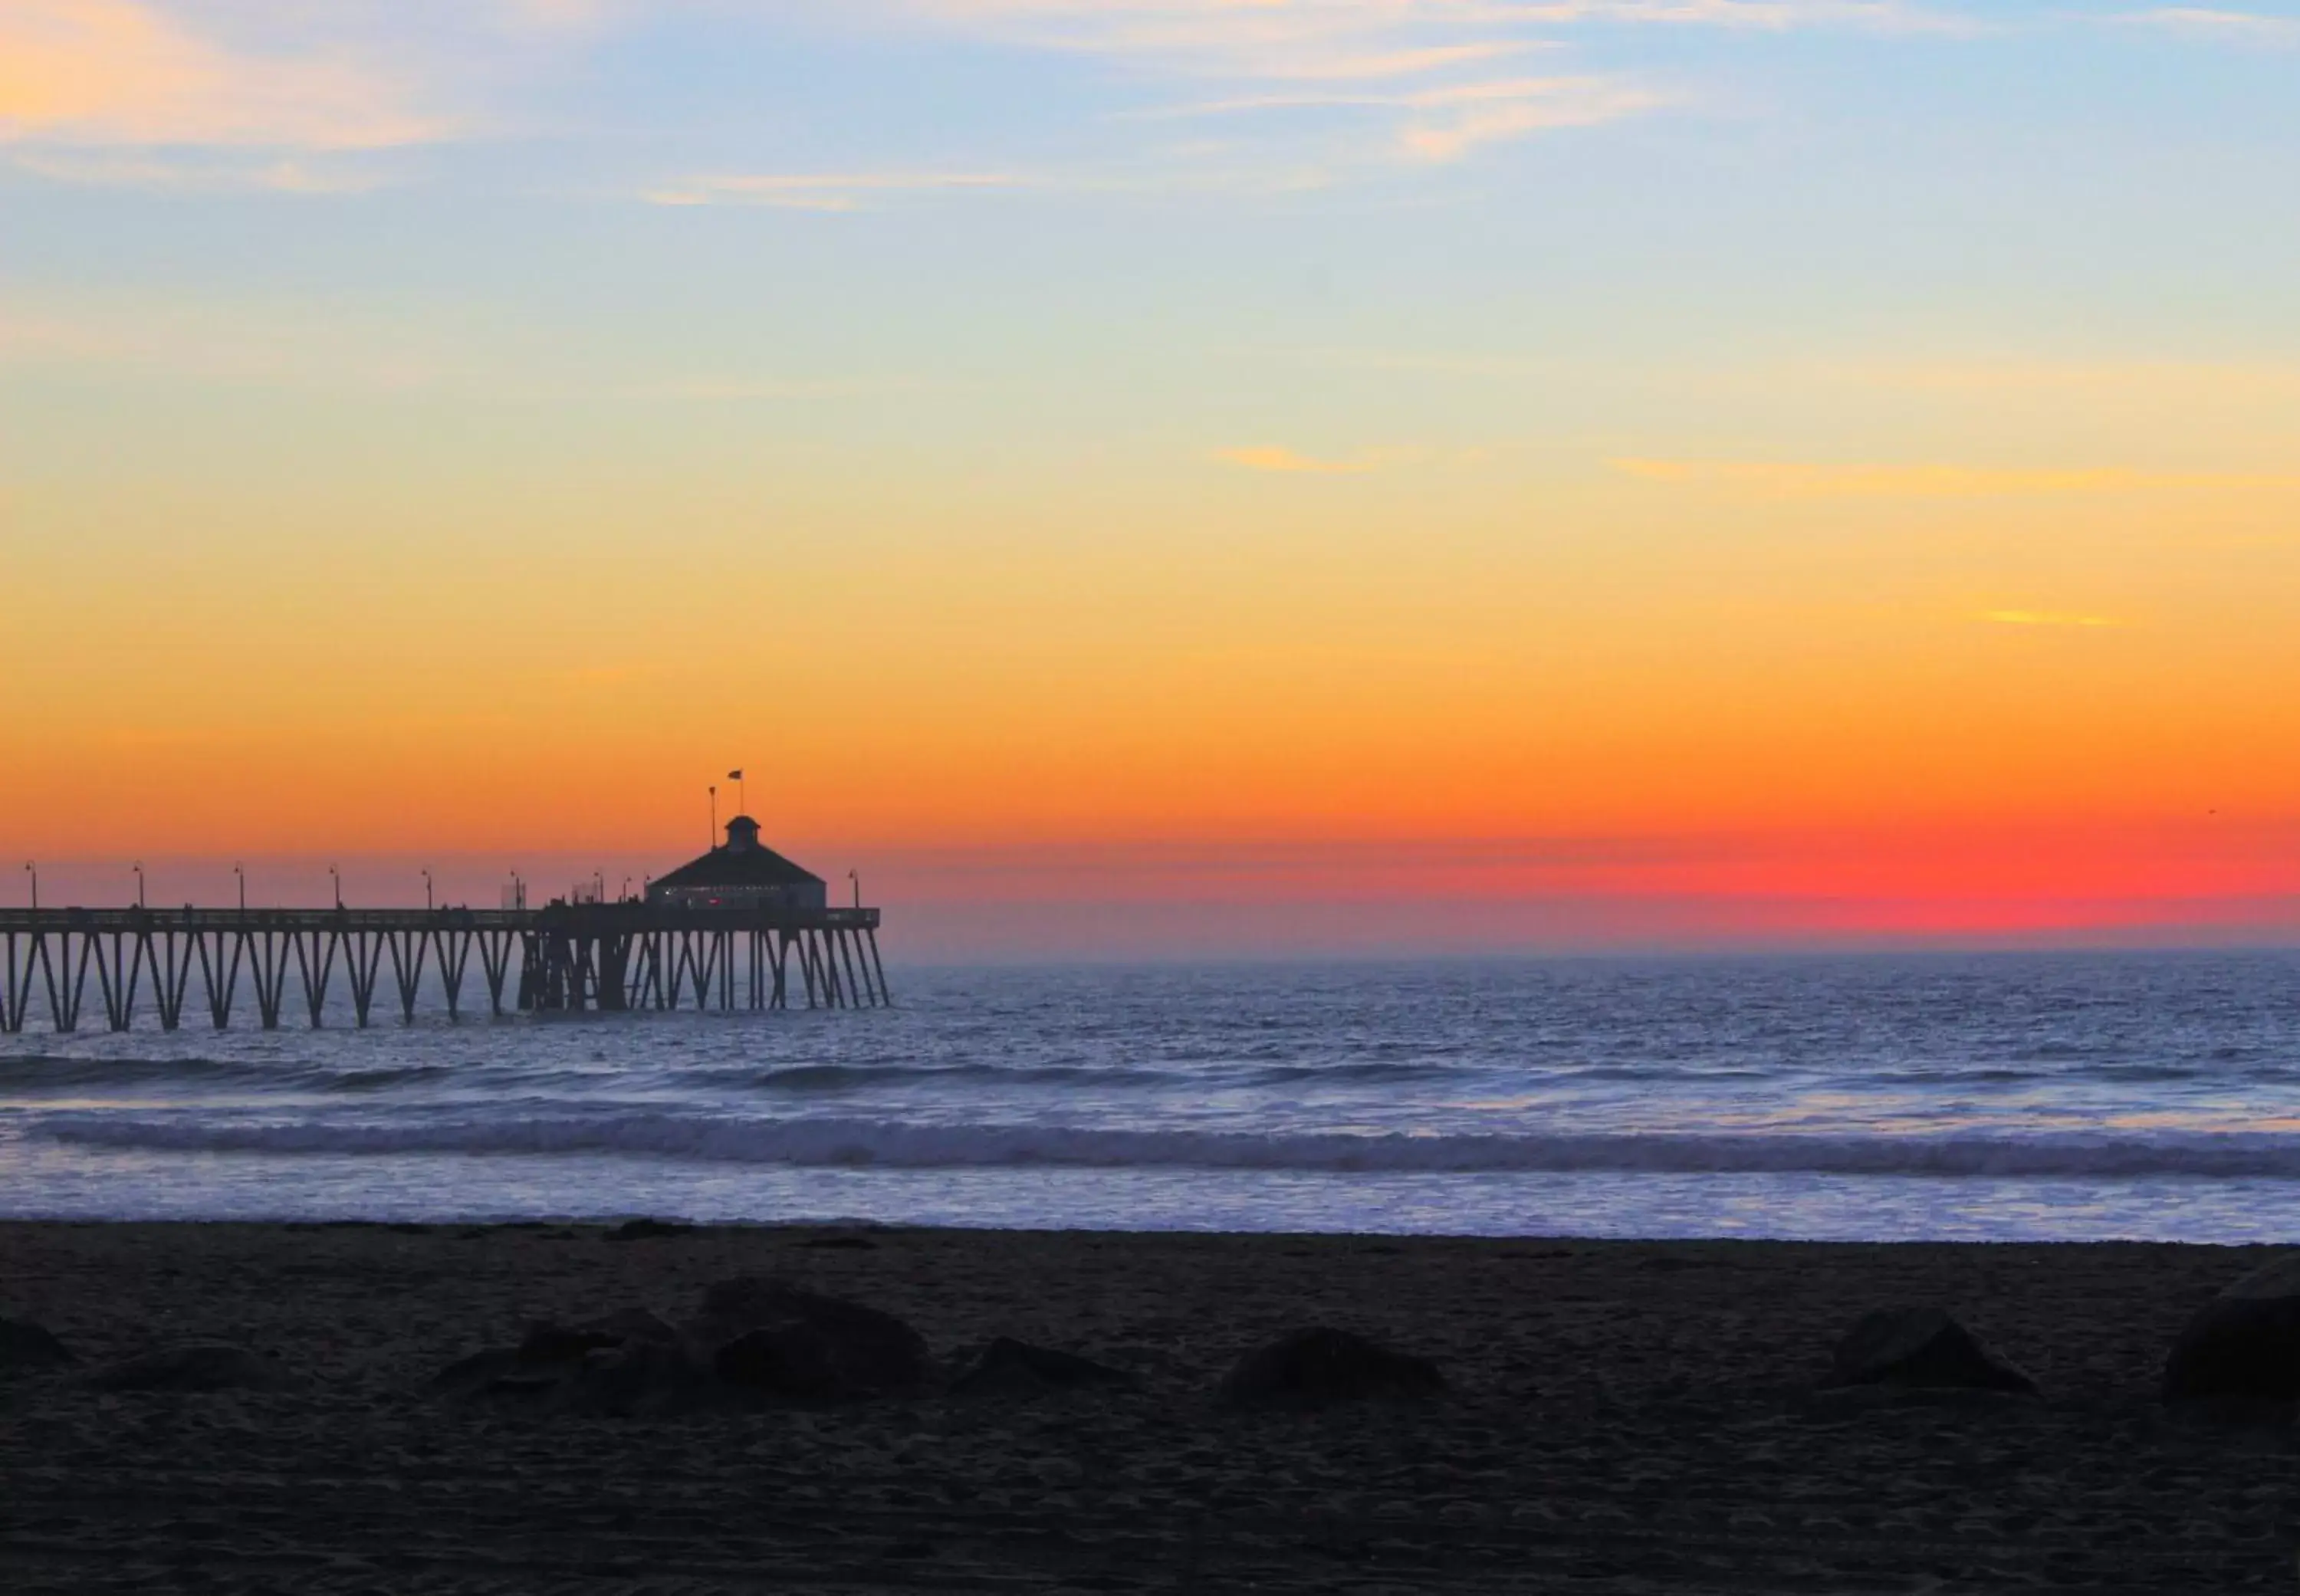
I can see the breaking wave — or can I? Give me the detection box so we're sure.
[731,1062,1179,1092]
[0,1056,277,1089]
[0,1056,452,1093]
[33,1112,2300,1179]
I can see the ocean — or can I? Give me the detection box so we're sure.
[3,952,2298,1242]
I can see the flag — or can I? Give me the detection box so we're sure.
[728,769,744,780]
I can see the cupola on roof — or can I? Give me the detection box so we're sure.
[650,816,823,892]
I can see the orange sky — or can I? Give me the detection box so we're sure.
[8,445,2298,950]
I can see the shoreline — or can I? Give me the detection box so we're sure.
[5,1213,2292,1244]
[4,1220,2295,1591]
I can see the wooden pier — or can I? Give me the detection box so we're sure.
[0,904,889,1033]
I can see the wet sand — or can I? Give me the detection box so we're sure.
[2,1221,2294,1592]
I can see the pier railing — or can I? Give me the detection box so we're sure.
[0,905,889,1033]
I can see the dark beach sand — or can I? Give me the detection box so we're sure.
[3,1221,2295,1593]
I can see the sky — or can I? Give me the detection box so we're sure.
[2,0,2298,957]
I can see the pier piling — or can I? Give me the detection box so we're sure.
[0,905,889,1033]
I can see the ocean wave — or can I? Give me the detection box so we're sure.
[1244,1062,1467,1085]
[321,1065,455,1092]
[0,1055,458,1095]
[33,1112,2300,1179]
[731,1062,1178,1092]
[740,1063,966,1092]
[0,1056,297,1091]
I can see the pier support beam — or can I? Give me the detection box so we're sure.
[0,905,884,1030]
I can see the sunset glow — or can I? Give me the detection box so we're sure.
[5,2,2298,954]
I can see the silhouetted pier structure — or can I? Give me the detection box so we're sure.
[0,903,888,1033]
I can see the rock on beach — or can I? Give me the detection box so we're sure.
[1829,1307,2039,1395]
[2163,1252,2300,1403]
[0,1316,74,1371]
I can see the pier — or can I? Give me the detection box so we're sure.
[3,811,892,1033]
[0,902,889,1033]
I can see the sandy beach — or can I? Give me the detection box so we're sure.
[2,1221,2295,1593]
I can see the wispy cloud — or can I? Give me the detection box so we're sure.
[1979,610,2129,629]
[5,0,2011,199]
[1610,458,2300,498]
[905,0,1982,73]
[1400,77,1668,159]
[1138,74,1564,118]
[643,169,1033,210]
[642,155,1390,207]
[889,0,1930,174]
[0,0,448,151]
[2118,8,2300,48]
[7,148,393,193]
[641,57,1671,203]
[1264,41,1544,81]
[1139,72,1667,159]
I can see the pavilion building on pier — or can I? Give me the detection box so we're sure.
[645,816,829,911]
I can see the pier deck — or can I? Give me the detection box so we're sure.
[0,904,888,1033]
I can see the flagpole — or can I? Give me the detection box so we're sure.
[708,785,717,847]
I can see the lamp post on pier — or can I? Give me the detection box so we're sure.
[132,861,145,909]
[23,862,35,911]
[234,864,245,912]
[422,869,434,912]
[329,865,342,910]
[849,869,861,910]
